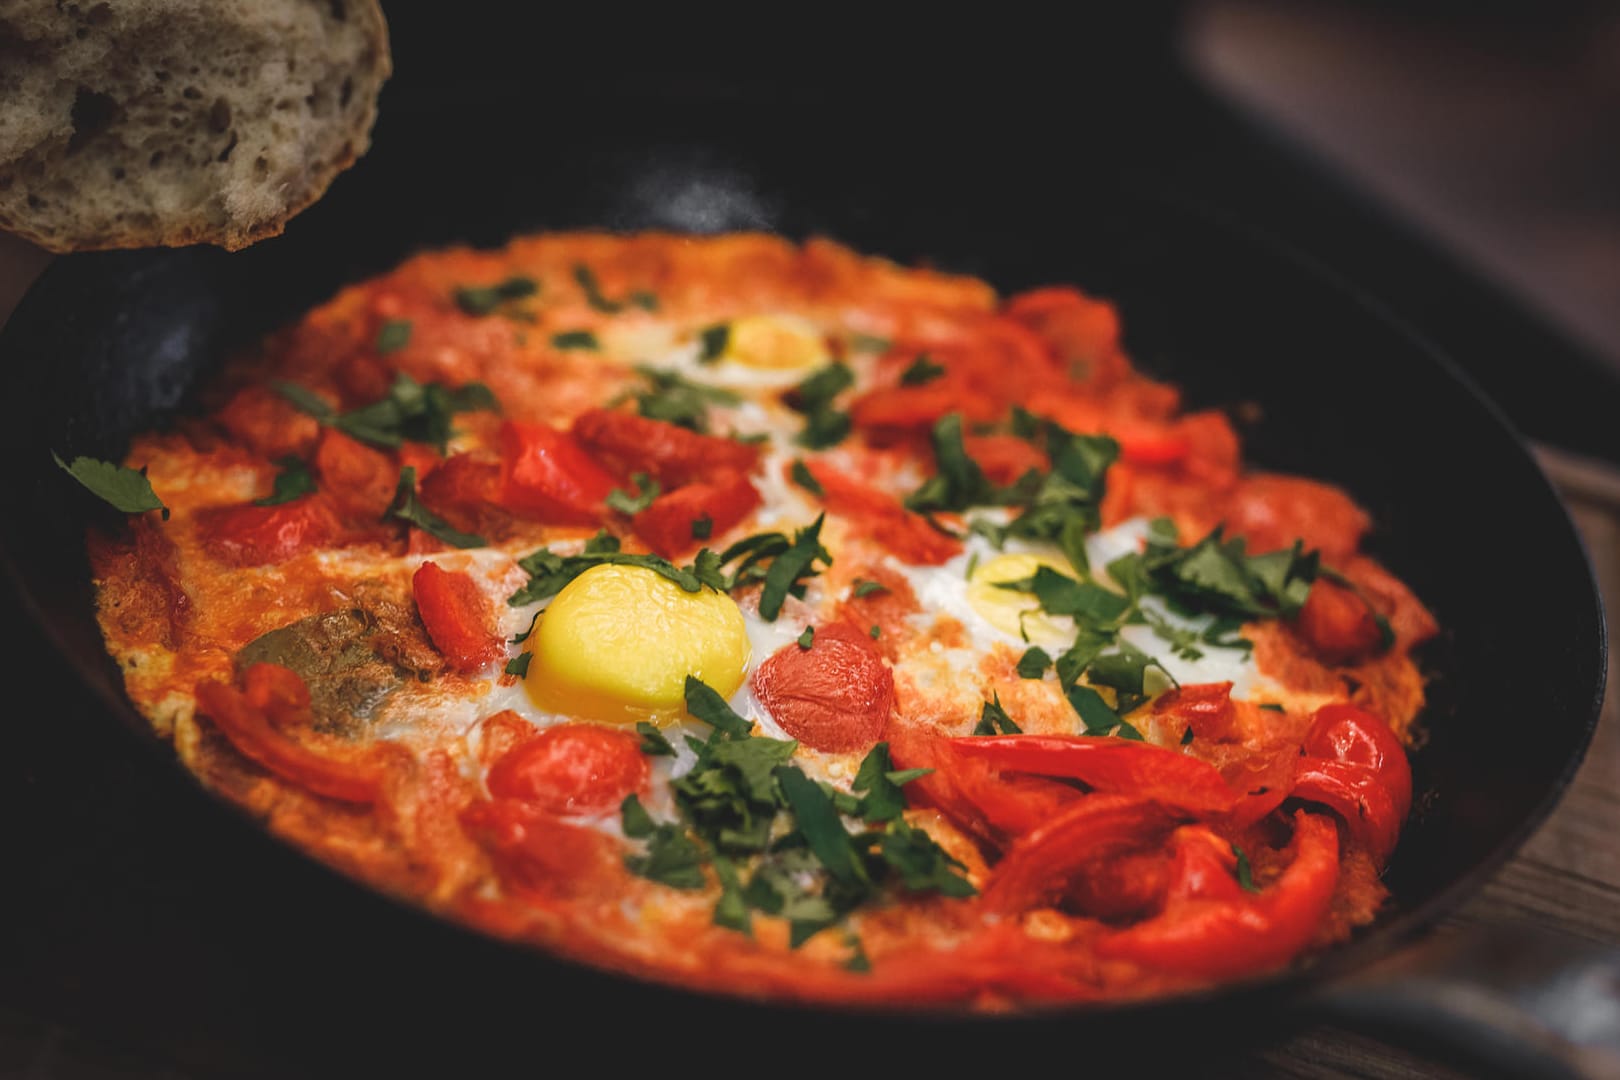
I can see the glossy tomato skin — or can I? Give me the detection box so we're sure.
[1295,579,1386,664]
[314,427,396,520]
[485,723,649,816]
[751,621,894,753]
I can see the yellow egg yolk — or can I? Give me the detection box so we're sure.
[967,552,1075,645]
[525,564,750,724]
[721,314,830,370]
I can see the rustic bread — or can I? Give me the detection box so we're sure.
[0,0,389,253]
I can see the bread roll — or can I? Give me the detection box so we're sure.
[0,0,389,252]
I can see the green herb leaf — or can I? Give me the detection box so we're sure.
[1067,683,1122,736]
[787,363,854,450]
[254,455,316,506]
[624,824,707,890]
[1016,646,1052,679]
[698,323,731,364]
[850,742,926,824]
[758,515,831,621]
[280,373,498,455]
[605,472,660,515]
[384,466,487,548]
[621,793,656,838]
[877,817,977,898]
[789,459,824,497]
[905,413,992,514]
[973,692,1023,736]
[636,721,676,756]
[614,365,741,434]
[1232,844,1262,894]
[271,381,336,424]
[869,625,881,639]
[375,319,412,355]
[844,933,872,973]
[503,652,532,677]
[848,333,892,354]
[689,514,714,541]
[851,578,888,599]
[776,766,866,887]
[683,676,754,738]
[551,329,599,351]
[899,353,945,386]
[1181,726,1195,745]
[797,626,815,650]
[455,276,538,316]
[54,453,169,518]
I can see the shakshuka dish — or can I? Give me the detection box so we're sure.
[72,233,1434,1007]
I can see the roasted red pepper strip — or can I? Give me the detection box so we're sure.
[888,728,1082,848]
[1096,811,1340,979]
[1152,681,1237,742]
[497,419,617,523]
[412,562,504,673]
[948,734,1238,814]
[1289,703,1412,864]
[571,407,761,489]
[193,663,382,804]
[797,459,961,565]
[980,795,1179,914]
[631,468,761,558]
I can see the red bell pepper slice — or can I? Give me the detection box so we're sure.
[497,420,617,524]
[631,468,761,558]
[887,727,1082,849]
[1096,810,1340,979]
[193,663,383,804]
[412,562,505,673]
[570,407,762,488]
[1288,703,1412,864]
[947,734,1238,814]
[980,794,1178,914]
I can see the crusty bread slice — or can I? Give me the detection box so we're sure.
[0,0,389,253]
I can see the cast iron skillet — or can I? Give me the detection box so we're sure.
[0,85,1610,1075]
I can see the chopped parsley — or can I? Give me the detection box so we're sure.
[254,455,316,506]
[698,323,730,363]
[973,693,1022,736]
[789,459,825,497]
[690,514,714,540]
[1232,844,1262,893]
[454,275,538,316]
[551,329,599,351]
[851,578,888,599]
[797,626,815,649]
[786,363,854,449]
[385,466,486,549]
[53,453,169,519]
[1016,646,1052,679]
[620,693,971,946]
[375,319,412,355]
[503,652,532,677]
[899,353,945,386]
[573,264,654,314]
[611,365,741,434]
[274,373,499,455]
[507,531,725,607]
[605,472,660,515]
[636,722,677,757]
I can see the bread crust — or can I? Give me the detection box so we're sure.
[0,0,390,253]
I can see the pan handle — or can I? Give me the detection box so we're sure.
[1310,923,1620,1079]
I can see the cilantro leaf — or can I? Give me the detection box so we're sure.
[1067,683,1122,736]
[624,824,707,890]
[605,472,660,515]
[454,276,538,316]
[758,515,831,621]
[797,626,815,650]
[636,722,676,756]
[375,319,412,355]
[789,459,824,497]
[1016,646,1052,679]
[698,323,730,363]
[613,366,741,434]
[384,467,486,548]
[776,766,867,887]
[621,794,657,838]
[787,363,854,450]
[850,742,927,823]
[683,676,754,738]
[254,455,316,507]
[503,652,532,677]
[973,693,1022,736]
[278,373,498,455]
[905,413,992,515]
[53,453,169,518]
[899,353,945,386]
[877,817,976,898]
[551,330,599,351]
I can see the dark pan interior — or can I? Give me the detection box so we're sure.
[0,86,1605,1070]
